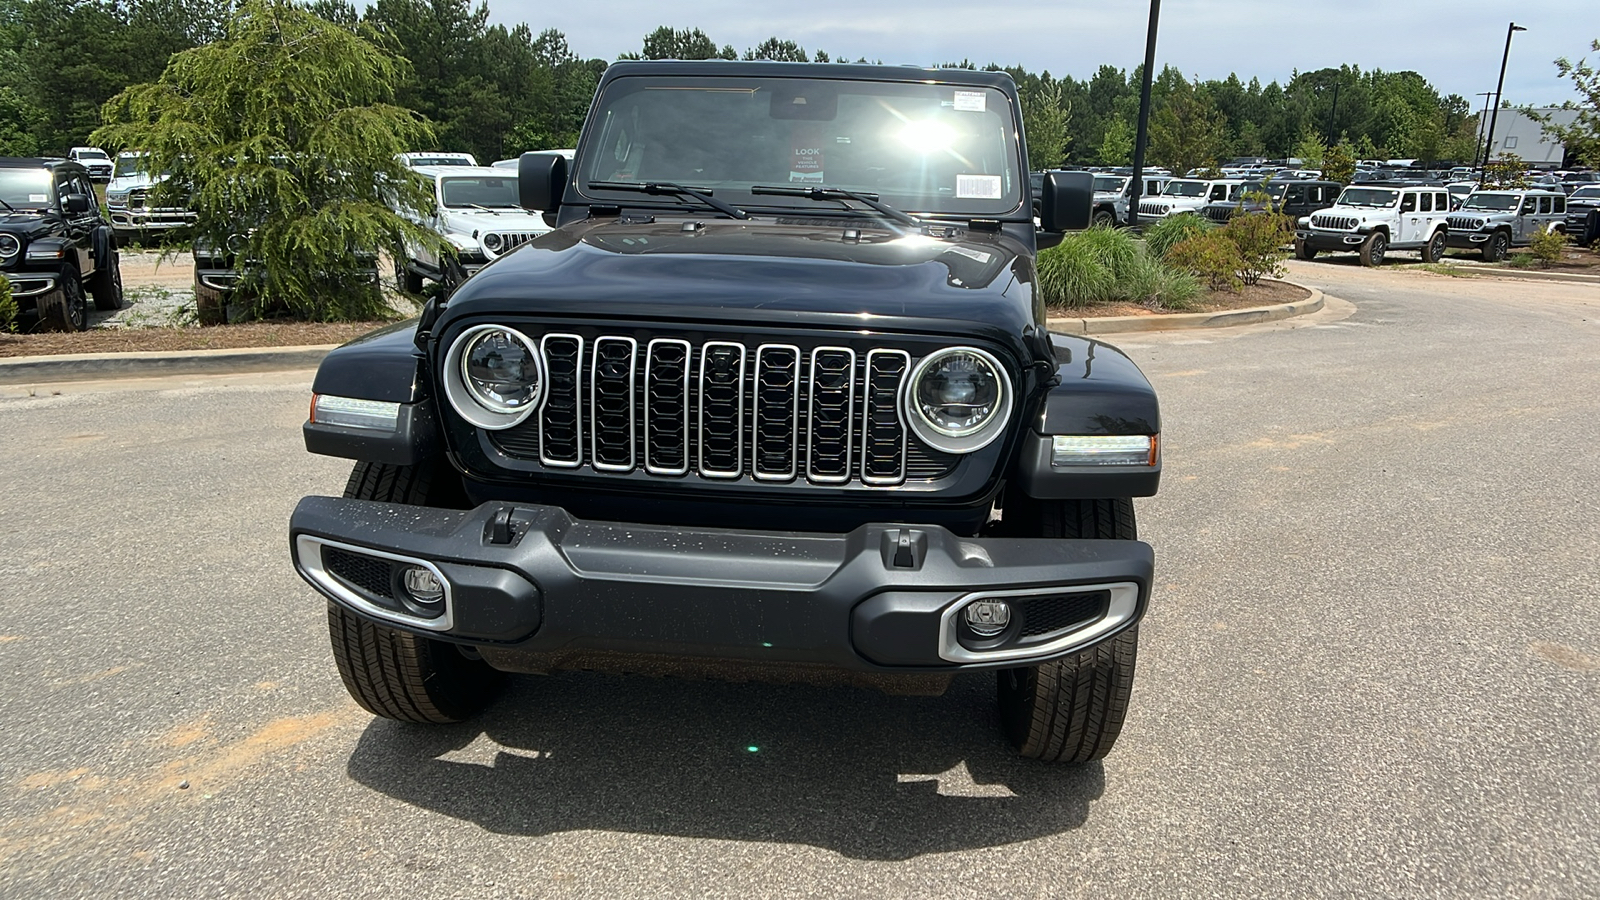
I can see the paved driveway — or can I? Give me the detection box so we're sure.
[1,262,1596,898]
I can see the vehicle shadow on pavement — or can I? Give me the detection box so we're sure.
[345,671,1106,860]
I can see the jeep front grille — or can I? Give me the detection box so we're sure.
[1311,213,1358,231]
[1203,205,1236,223]
[487,231,542,256]
[1137,201,1167,217]
[488,333,964,487]
[1446,215,1483,231]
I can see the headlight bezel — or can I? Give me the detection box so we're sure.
[442,324,546,430]
[904,346,1013,455]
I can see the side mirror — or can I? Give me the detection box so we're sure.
[1039,170,1093,232]
[64,193,90,214]
[519,152,568,213]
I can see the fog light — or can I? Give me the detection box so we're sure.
[964,601,1011,636]
[402,566,445,605]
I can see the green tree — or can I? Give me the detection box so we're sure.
[94,0,439,321]
[1322,139,1356,183]
[1022,80,1070,170]
[634,26,734,60]
[1481,152,1530,189]
[1531,38,1600,167]
[1149,75,1225,175]
[744,37,806,62]
[1292,131,1327,168]
[1098,116,1132,166]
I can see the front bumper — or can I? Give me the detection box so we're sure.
[289,497,1153,674]
[1445,232,1492,248]
[1297,230,1367,250]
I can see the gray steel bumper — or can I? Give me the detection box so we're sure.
[289,497,1154,673]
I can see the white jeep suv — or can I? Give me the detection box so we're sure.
[396,165,552,292]
[1294,184,1452,267]
[1136,178,1247,221]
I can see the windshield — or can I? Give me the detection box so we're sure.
[1162,180,1209,197]
[577,75,1023,217]
[1461,194,1521,211]
[1093,175,1127,193]
[440,175,520,208]
[1339,188,1399,208]
[76,150,108,160]
[1571,187,1600,201]
[0,169,52,208]
[409,156,474,167]
[113,155,149,178]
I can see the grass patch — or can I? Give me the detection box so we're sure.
[1415,262,1475,278]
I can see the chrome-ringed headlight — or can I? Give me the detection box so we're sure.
[905,346,1012,454]
[482,232,504,254]
[442,324,545,430]
[0,234,18,258]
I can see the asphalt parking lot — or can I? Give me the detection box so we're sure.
[1,260,1597,898]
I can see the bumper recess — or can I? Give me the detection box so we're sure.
[289,497,1154,673]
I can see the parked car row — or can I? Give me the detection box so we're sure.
[1294,184,1573,266]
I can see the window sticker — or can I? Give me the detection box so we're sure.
[955,174,1002,200]
[28,194,46,203]
[946,246,993,264]
[790,126,825,183]
[953,91,986,113]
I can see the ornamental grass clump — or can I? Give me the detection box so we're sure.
[1037,225,1199,310]
[1142,214,1212,261]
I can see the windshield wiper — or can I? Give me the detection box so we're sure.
[0,197,15,213]
[750,184,921,226]
[588,181,748,220]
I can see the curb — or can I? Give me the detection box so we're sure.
[1439,266,1600,284]
[0,344,336,385]
[1047,285,1324,335]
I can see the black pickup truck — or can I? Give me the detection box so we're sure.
[0,157,123,330]
[289,62,1162,764]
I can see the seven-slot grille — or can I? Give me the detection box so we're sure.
[1311,213,1359,231]
[1446,215,1483,231]
[487,333,958,487]
[487,231,542,255]
[1203,205,1236,223]
[1137,201,1168,217]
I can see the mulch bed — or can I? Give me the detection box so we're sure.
[1073,278,1311,318]
[0,322,390,359]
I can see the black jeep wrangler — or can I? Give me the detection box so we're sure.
[289,62,1162,764]
[0,158,123,330]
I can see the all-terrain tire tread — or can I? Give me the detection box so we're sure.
[325,461,497,724]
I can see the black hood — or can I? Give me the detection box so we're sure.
[439,217,1048,361]
[0,212,55,238]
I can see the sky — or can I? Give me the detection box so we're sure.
[484,0,1594,106]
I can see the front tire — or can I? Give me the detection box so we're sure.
[1091,208,1117,228]
[1482,230,1510,263]
[995,497,1140,763]
[1293,238,1317,261]
[1358,231,1387,267]
[1421,230,1447,264]
[328,461,501,724]
[194,279,227,325]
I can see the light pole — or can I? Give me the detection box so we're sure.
[1472,91,1494,167]
[1128,0,1160,229]
[1481,22,1527,168]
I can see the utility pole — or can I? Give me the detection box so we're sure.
[1128,0,1160,229]
[1327,81,1341,146]
[1482,23,1527,168]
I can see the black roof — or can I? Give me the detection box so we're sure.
[601,59,1019,91]
[0,156,85,172]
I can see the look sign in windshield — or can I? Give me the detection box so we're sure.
[576,76,1024,217]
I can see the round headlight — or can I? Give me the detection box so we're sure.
[482,232,503,253]
[905,347,1012,454]
[0,234,18,257]
[442,325,545,429]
